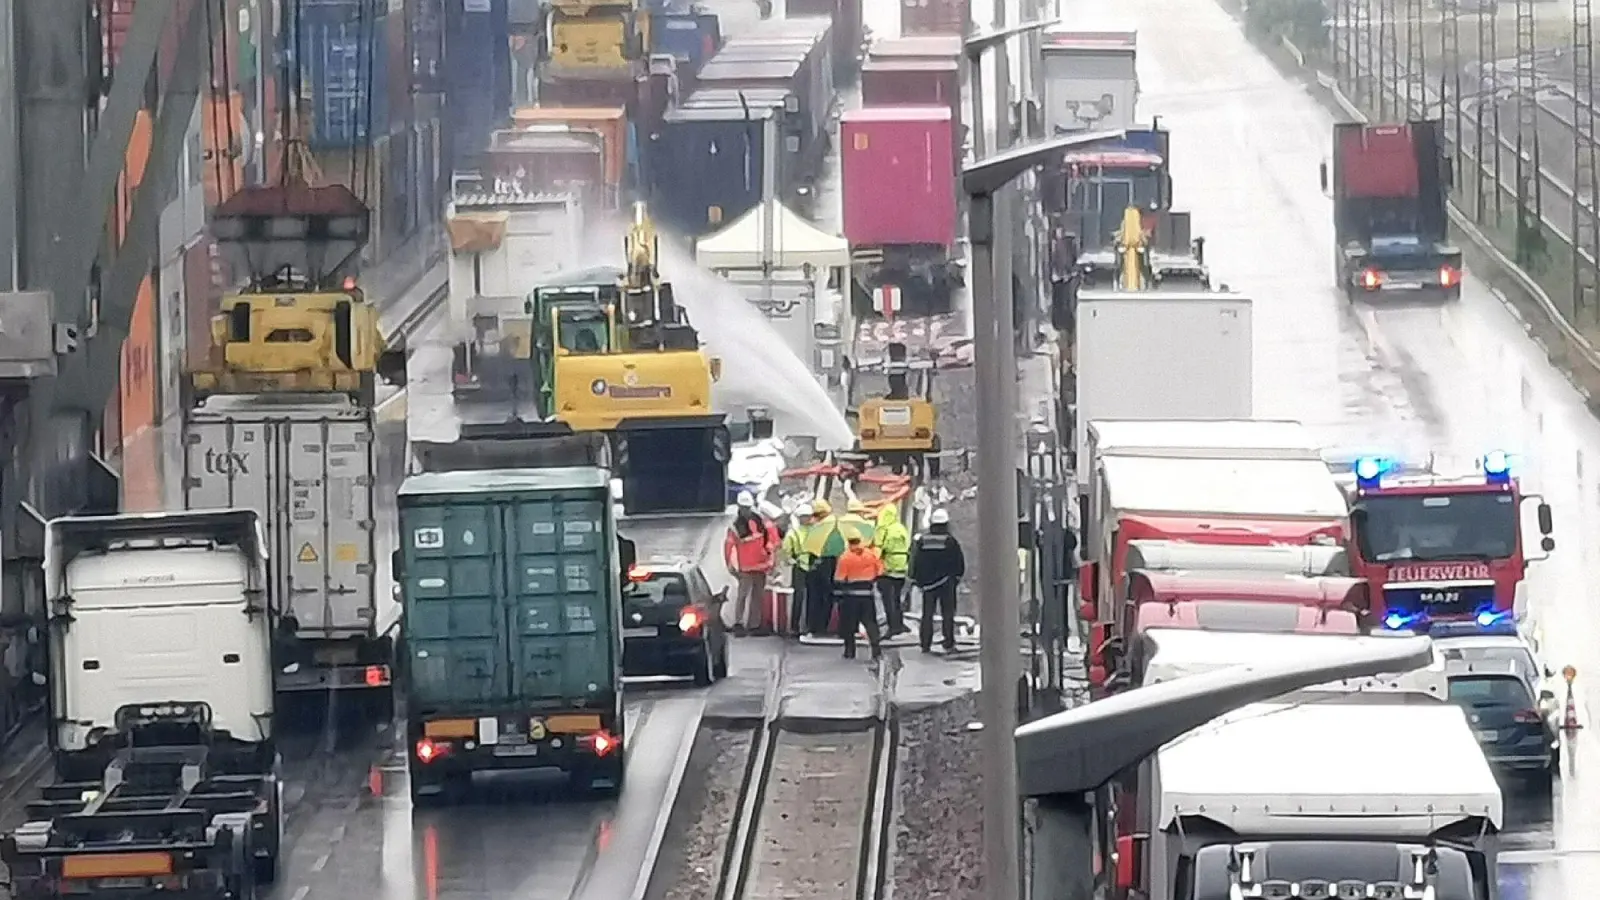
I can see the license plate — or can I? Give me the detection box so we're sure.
[493,744,540,757]
[623,626,657,638]
[1386,281,1423,290]
[95,879,149,889]
[1476,730,1499,743]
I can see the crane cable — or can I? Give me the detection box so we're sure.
[202,0,243,204]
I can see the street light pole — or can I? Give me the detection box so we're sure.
[962,121,1116,900]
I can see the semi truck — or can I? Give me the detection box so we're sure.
[3,511,283,897]
[397,429,631,804]
[1322,119,1464,302]
[185,182,403,717]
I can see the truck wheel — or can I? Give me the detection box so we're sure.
[254,853,279,886]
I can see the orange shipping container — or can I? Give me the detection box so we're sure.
[120,275,158,441]
[512,106,629,190]
[200,91,248,207]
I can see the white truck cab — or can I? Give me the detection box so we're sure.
[44,510,274,760]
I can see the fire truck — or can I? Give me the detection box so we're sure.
[1332,451,1554,629]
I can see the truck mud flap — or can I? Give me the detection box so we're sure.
[614,424,730,515]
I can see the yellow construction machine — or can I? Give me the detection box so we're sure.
[543,0,649,76]
[1105,205,1212,292]
[514,203,731,514]
[852,341,940,476]
[187,182,406,406]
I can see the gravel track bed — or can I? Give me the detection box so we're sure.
[654,728,753,900]
[889,691,985,899]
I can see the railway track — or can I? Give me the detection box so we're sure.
[714,663,896,900]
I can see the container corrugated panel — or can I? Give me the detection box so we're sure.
[410,0,446,93]
[398,483,619,709]
[1337,124,1421,199]
[867,34,961,62]
[679,88,807,171]
[694,47,829,173]
[840,107,956,248]
[784,0,861,80]
[860,59,962,156]
[444,0,513,165]
[512,107,631,189]
[899,0,968,36]
[300,0,392,149]
[650,107,782,238]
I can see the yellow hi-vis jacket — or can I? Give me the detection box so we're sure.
[780,521,814,571]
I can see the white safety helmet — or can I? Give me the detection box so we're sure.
[795,502,815,518]
[929,509,950,525]
[736,490,756,509]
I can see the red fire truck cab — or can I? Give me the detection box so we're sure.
[1336,452,1554,630]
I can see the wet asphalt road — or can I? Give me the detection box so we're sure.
[1085,0,1600,890]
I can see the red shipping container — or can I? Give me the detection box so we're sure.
[182,237,227,368]
[899,0,968,37]
[1337,124,1421,199]
[861,59,960,118]
[840,107,956,248]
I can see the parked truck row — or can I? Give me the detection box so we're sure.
[1045,27,1551,900]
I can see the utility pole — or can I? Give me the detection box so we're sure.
[1513,0,1539,270]
[1440,0,1461,174]
[1571,0,1596,325]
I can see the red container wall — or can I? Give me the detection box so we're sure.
[867,35,962,62]
[860,61,960,111]
[840,109,956,248]
[899,0,968,36]
[787,0,862,76]
[1338,125,1420,198]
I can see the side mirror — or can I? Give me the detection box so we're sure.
[1537,501,1553,535]
[1319,160,1330,194]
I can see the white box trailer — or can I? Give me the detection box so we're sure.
[182,393,394,703]
[1073,291,1253,470]
[1041,26,1139,135]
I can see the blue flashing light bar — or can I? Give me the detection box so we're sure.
[1351,450,1515,489]
[1379,606,1515,635]
[1482,449,1512,484]
[1353,455,1397,489]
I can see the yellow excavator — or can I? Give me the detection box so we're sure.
[853,341,939,476]
[513,203,730,514]
[186,180,405,405]
[1108,205,1211,292]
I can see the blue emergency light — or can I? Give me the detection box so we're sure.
[1381,606,1514,634]
[1353,455,1394,489]
[1482,449,1512,484]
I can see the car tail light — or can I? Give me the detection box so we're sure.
[1513,709,1544,725]
[582,730,620,757]
[365,665,391,687]
[1438,264,1461,287]
[1360,268,1382,290]
[415,738,450,763]
[628,565,651,582]
[678,608,704,635]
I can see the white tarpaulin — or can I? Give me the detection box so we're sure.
[695,200,850,270]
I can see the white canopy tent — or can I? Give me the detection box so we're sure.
[694,199,850,270]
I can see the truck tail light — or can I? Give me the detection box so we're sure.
[415,738,450,763]
[678,607,705,635]
[582,730,620,757]
[1439,264,1460,287]
[1360,268,1382,290]
[365,665,391,687]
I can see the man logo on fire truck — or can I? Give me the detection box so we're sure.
[1340,450,1554,631]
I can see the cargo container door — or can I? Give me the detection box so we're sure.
[400,497,509,711]
[285,412,378,639]
[183,412,280,601]
[503,492,617,704]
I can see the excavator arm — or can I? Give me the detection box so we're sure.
[1114,205,1150,291]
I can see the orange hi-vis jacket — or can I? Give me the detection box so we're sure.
[834,545,884,584]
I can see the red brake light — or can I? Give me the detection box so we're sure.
[678,608,704,635]
[1438,265,1460,287]
[415,738,449,763]
[1513,709,1544,725]
[628,565,651,582]
[365,664,390,687]
[584,730,619,757]
[1360,268,1382,290]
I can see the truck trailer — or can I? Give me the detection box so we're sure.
[3,511,283,897]
[397,430,630,804]
[183,393,394,715]
[1323,119,1463,302]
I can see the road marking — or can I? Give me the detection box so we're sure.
[292,885,311,900]
[311,854,330,873]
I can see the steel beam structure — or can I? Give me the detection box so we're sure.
[1402,0,1423,117]
[1378,0,1397,118]
[1513,0,1537,255]
[1440,0,1460,174]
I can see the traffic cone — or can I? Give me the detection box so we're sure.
[1563,687,1583,732]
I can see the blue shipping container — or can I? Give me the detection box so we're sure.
[649,12,722,80]
[443,0,512,168]
[650,106,786,238]
[294,0,392,149]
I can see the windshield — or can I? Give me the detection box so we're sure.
[1447,674,1531,709]
[1189,842,1483,900]
[558,312,610,354]
[624,572,689,607]
[1354,492,1518,562]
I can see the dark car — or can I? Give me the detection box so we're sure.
[1444,657,1559,789]
[622,560,730,685]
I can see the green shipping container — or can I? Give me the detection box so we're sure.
[396,467,622,714]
